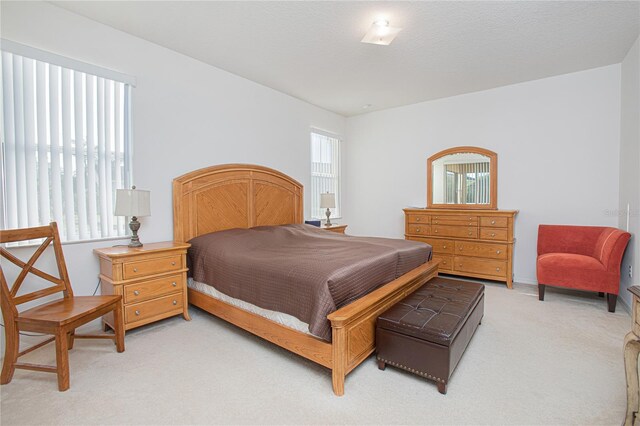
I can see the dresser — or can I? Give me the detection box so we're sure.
[404,208,518,288]
[624,286,640,426]
[94,242,191,331]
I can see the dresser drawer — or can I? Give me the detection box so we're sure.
[420,238,455,254]
[124,274,184,304]
[432,225,478,239]
[480,228,508,241]
[454,257,507,278]
[431,217,478,226]
[125,293,184,324]
[480,217,508,228]
[123,255,182,279]
[433,254,453,272]
[455,241,508,260]
[407,224,431,236]
[407,214,430,224]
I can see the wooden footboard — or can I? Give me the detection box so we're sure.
[188,260,438,396]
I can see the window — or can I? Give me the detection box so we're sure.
[1,41,134,242]
[310,129,341,219]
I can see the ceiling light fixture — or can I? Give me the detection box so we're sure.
[361,19,402,46]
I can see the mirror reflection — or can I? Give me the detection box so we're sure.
[432,153,491,205]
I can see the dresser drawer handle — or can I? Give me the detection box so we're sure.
[491,233,496,237]
[172,282,177,287]
[442,245,447,249]
[133,268,138,273]
[173,300,178,305]
[171,261,176,266]
[496,250,501,254]
[469,217,473,220]
[434,229,438,233]
[135,310,140,316]
[491,220,496,225]
[133,290,140,296]
[442,261,447,265]
[459,264,463,267]
[496,267,501,272]
[434,221,439,224]
[468,232,472,236]
[434,216,439,219]
[459,247,463,251]
[416,217,421,222]
[416,227,421,232]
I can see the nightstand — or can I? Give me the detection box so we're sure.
[94,241,191,331]
[323,224,348,234]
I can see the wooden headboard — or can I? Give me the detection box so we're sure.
[172,164,303,242]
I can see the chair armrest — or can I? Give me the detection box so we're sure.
[596,230,631,272]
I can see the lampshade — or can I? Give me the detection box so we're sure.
[320,193,336,209]
[115,187,151,217]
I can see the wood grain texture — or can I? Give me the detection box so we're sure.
[405,208,517,288]
[427,146,498,210]
[0,222,124,391]
[174,164,439,396]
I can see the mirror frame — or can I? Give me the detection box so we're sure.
[427,146,498,210]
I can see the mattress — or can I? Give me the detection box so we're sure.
[188,224,432,341]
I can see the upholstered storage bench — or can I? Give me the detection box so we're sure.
[376,277,484,394]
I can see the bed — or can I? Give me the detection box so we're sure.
[173,164,439,396]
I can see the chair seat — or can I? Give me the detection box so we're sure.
[537,253,605,271]
[17,296,121,327]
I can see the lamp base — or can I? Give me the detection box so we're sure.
[325,208,332,227]
[128,216,143,248]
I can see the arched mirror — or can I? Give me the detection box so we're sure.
[427,146,497,209]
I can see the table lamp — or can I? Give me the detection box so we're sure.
[320,192,336,227]
[115,186,151,247]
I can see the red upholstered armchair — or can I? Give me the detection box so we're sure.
[537,225,631,312]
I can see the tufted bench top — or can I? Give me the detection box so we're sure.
[377,277,484,346]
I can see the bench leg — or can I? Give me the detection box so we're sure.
[437,382,447,395]
[378,360,386,370]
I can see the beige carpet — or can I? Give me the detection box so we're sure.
[0,282,632,425]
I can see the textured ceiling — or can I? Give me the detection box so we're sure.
[51,1,640,116]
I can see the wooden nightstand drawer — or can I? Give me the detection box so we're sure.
[455,241,508,260]
[480,228,508,241]
[123,255,182,279]
[125,294,184,324]
[408,224,431,236]
[124,274,184,304]
[480,217,508,228]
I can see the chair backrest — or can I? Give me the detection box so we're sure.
[0,222,74,320]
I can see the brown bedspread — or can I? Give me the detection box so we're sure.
[188,224,431,341]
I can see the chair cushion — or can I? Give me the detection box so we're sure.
[537,253,616,293]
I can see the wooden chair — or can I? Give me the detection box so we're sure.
[0,222,124,391]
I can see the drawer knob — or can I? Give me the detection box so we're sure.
[133,268,138,273]
[459,247,463,251]
[459,264,463,267]
[416,217,421,222]
[416,227,421,232]
[442,261,447,265]
[468,232,472,236]
[469,217,472,220]
[442,246,447,249]
[173,300,178,305]
[434,229,438,233]
[496,250,501,254]
[134,290,140,296]
[135,310,140,316]
[491,233,496,237]
[171,261,176,266]
[491,220,496,225]
[434,216,439,219]
[172,282,177,287]
[496,267,501,272]
[434,221,439,224]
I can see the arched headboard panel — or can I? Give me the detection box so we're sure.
[173,164,303,242]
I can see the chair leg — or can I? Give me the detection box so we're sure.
[55,332,70,391]
[0,322,19,385]
[67,329,75,350]
[538,284,546,301]
[598,292,605,298]
[607,294,617,313]
[113,302,125,353]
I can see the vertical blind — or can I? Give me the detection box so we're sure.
[444,162,490,204]
[310,129,341,219]
[1,48,132,242]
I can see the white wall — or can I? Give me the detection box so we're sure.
[344,65,622,285]
[619,36,640,309]
[0,1,345,298]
